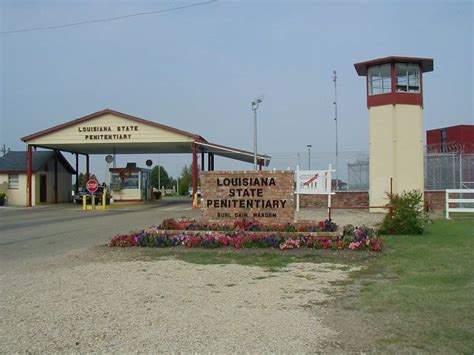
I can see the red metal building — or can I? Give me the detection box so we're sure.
[426,125,474,153]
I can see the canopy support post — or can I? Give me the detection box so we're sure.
[54,150,58,204]
[201,149,205,172]
[192,142,198,207]
[27,145,33,207]
[86,154,90,182]
[75,153,79,192]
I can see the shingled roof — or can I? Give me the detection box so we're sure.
[0,151,76,174]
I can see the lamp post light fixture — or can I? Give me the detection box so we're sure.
[307,144,312,170]
[252,97,263,170]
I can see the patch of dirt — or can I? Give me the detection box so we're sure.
[296,208,386,229]
[0,246,368,353]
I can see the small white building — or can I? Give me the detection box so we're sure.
[0,151,75,206]
[109,164,152,202]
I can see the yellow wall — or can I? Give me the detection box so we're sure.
[0,173,29,206]
[0,169,72,206]
[369,104,424,207]
[110,188,142,201]
[26,113,194,146]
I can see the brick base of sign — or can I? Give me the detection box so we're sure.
[424,191,445,211]
[201,170,294,223]
[299,191,369,208]
[300,190,446,211]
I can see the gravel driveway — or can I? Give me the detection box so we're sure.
[0,248,360,353]
[1,207,406,353]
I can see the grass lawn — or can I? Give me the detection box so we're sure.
[135,246,376,270]
[356,217,473,353]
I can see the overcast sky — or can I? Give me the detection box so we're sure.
[1,0,472,181]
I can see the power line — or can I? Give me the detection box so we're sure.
[1,0,218,35]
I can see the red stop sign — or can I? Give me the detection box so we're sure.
[86,179,99,193]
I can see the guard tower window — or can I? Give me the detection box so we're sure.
[368,64,392,95]
[396,63,420,93]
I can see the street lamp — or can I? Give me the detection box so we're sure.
[333,70,339,190]
[307,144,312,170]
[252,97,263,170]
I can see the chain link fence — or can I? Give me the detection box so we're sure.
[347,158,369,191]
[266,151,370,191]
[267,150,474,191]
[344,153,474,191]
[424,153,474,190]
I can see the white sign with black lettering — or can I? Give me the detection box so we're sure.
[294,165,335,211]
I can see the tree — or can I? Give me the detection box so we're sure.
[151,165,175,189]
[76,173,86,190]
[75,173,97,191]
[379,190,428,235]
[178,164,193,195]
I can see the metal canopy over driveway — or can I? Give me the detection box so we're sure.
[21,108,271,207]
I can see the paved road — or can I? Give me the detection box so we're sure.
[0,198,199,268]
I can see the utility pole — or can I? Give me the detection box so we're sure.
[307,144,312,170]
[1,144,10,156]
[333,70,339,191]
[251,97,263,170]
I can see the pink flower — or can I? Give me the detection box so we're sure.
[349,241,361,250]
[279,239,301,250]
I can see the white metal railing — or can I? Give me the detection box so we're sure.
[445,189,474,219]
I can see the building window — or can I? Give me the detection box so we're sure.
[110,172,139,189]
[122,173,139,189]
[441,129,447,152]
[368,64,392,95]
[396,63,420,93]
[8,174,19,189]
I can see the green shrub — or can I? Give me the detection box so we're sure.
[379,190,427,235]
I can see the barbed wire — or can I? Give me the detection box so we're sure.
[426,142,473,154]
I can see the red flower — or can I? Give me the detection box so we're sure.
[321,239,332,249]
[370,239,382,251]
[335,240,345,250]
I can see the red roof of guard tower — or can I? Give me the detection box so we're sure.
[354,56,434,76]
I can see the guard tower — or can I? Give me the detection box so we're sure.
[354,56,434,207]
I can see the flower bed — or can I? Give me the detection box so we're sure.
[107,219,382,251]
[158,218,338,232]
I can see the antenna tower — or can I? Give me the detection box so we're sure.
[333,70,339,190]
